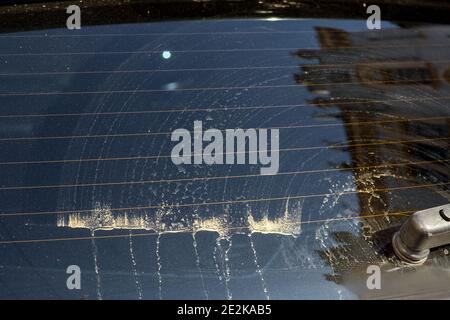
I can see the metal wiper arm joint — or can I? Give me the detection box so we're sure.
[392,204,450,264]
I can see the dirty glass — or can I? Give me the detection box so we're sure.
[0,0,449,299]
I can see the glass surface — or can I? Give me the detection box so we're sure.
[0,1,449,299]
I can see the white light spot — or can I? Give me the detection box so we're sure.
[163,82,178,90]
[162,51,171,59]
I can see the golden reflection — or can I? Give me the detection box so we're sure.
[296,24,450,298]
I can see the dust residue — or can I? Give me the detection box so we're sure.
[57,199,304,237]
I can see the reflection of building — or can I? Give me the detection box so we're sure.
[297,26,450,298]
[296,26,450,98]
[296,25,450,218]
